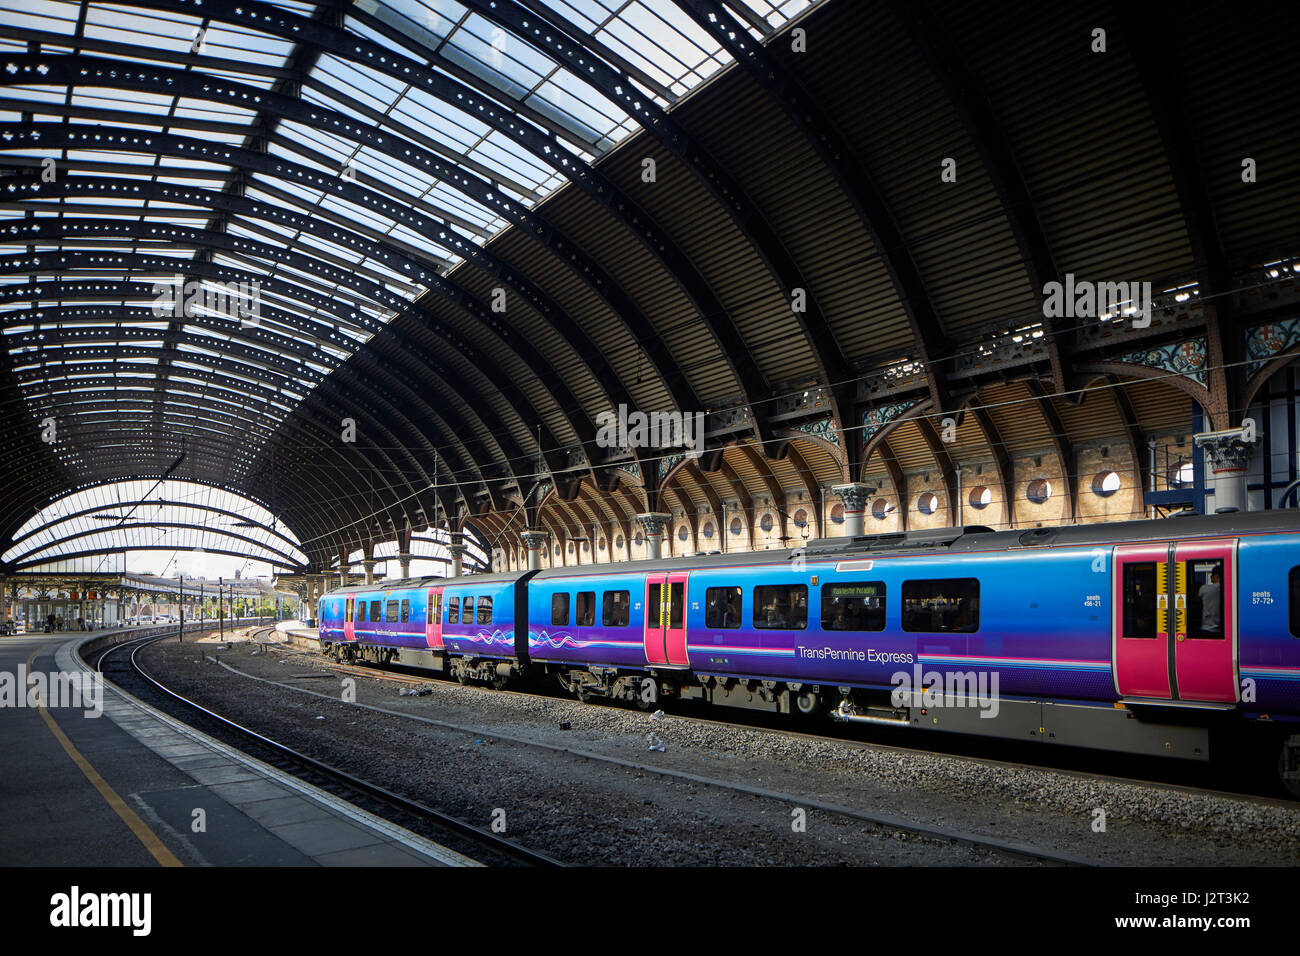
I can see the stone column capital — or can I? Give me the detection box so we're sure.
[635,512,672,536]
[1194,434,1251,472]
[830,482,877,511]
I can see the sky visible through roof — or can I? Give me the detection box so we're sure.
[0,0,821,572]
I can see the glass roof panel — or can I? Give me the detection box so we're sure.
[0,0,824,501]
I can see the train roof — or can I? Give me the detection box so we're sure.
[321,570,529,597]
[318,510,1300,594]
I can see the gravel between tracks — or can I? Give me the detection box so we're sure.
[139,636,1300,866]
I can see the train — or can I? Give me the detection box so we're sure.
[318,510,1300,797]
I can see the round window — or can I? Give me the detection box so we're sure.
[703,522,714,539]
[968,485,991,509]
[1026,479,1052,504]
[872,498,895,520]
[916,492,939,515]
[830,503,844,525]
[730,517,743,536]
[760,513,774,533]
[1092,470,1121,497]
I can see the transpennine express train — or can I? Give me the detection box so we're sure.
[319,511,1300,796]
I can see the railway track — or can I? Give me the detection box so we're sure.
[293,646,1294,807]
[86,630,563,868]
[186,640,1099,865]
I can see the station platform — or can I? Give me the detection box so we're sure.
[0,629,474,867]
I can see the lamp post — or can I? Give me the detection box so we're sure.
[218,576,225,641]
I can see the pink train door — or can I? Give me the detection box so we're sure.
[1171,539,1237,702]
[644,573,690,668]
[1113,544,1172,698]
[344,595,356,642]
[425,587,443,649]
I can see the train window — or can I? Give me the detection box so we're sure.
[668,583,684,629]
[551,593,569,626]
[369,600,380,622]
[400,599,410,623]
[821,582,886,631]
[1291,568,1300,638]
[462,597,475,625]
[602,591,630,627]
[357,600,366,623]
[447,596,459,623]
[1182,559,1224,638]
[901,579,979,633]
[647,583,662,627]
[427,593,439,626]
[477,596,493,625]
[575,591,596,627]
[705,586,742,628]
[385,600,399,623]
[346,597,355,622]
[1121,563,1158,638]
[754,585,808,630]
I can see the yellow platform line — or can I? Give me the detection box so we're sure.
[27,647,182,867]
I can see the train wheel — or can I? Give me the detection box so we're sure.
[795,689,822,718]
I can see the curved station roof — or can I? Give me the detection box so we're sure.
[1,0,1297,574]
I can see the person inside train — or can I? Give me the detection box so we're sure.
[1199,567,1223,635]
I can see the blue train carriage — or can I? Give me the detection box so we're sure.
[526,567,654,702]
[530,513,1300,792]
[438,571,534,687]
[316,571,533,679]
